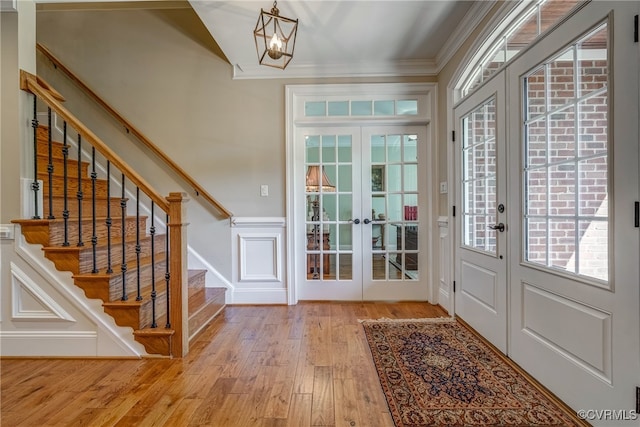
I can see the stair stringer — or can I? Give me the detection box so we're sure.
[11,231,147,357]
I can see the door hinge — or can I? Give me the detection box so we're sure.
[453,281,456,292]
[453,206,456,217]
[452,130,456,142]
[635,202,639,227]
[634,15,638,43]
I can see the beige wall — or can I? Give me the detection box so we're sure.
[35,6,435,280]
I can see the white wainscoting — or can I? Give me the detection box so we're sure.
[437,216,451,313]
[230,217,287,304]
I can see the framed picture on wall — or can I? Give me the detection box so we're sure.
[371,165,385,192]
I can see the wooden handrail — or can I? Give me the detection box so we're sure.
[21,70,170,213]
[36,43,233,219]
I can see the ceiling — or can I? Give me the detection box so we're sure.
[188,0,494,79]
[32,0,494,80]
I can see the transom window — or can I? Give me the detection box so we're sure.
[458,0,583,99]
[304,99,418,118]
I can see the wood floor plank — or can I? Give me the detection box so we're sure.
[0,302,449,426]
[285,393,312,427]
[310,366,334,426]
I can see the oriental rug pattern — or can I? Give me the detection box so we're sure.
[361,318,581,426]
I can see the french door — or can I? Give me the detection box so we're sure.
[297,125,428,301]
[454,72,508,353]
[506,1,640,414]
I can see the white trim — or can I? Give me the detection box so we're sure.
[286,82,439,303]
[435,0,496,72]
[0,331,99,357]
[238,233,282,283]
[233,59,438,80]
[0,0,17,12]
[230,289,287,305]
[230,217,287,305]
[231,217,286,228]
[14,231,144,357]
[11,262,75,321]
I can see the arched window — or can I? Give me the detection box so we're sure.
[456,0,584,100]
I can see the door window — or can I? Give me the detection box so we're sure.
[370,132,420,281]
[523,21,609,283]
[305,134,353,281]
[461,97,498,255]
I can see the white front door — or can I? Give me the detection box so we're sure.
[297,125,428,301]
[507,1,640,415]
[454,72,508,353]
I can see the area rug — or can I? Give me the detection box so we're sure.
[361,318,582,426]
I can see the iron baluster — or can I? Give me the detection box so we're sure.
[46,108,55,219]
[120,174,128,301]
[165,213,171,329]
[76,134,84,246]
[105,161,113,274]
[62,121,70,246]
[150,202,157,328]
[91,147,98,273]
[135,187,142,301]
[31,96,40,219]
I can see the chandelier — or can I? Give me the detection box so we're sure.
[253,1,298,70]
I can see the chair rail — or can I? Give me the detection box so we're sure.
[36,43,233,219]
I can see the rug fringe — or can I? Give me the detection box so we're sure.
[358,317,455,324]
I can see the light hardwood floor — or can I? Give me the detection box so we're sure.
[0,302,447,426]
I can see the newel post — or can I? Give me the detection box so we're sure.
[167,192,190,357]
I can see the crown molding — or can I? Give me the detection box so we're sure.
[435,0,496,73]
[232,58,438,80]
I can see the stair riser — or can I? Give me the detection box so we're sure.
[36,138,69,159]
[39,173,108,198]
[74,259,167,302]
[103,292,168,330]
[47,197,124,218]
[188,291,225,336]
[20,216,147,247]
[45,233,166,275]
[37,154,89,178]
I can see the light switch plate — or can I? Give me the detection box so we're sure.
[439,182,448,194]
[0,224,15,240]
[260,185,269,197]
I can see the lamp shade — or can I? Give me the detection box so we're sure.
[306,166,335,193]
[254,1,298,70]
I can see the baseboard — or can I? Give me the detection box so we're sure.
[0,331,97,357]
[229,288,287,305]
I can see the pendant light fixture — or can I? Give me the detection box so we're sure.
[254,1,298,70]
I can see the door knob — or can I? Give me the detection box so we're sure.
[489,223,505,232]
[363,218,371,224]
[351,219,360,224]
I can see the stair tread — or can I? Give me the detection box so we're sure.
[42,233,165,251]
[14,215,147,224]
[133,327,174,336]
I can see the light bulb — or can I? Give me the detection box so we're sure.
[268,33,284,59]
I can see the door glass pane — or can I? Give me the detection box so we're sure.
[461,97,498,255]
[306,134,351,281]
[369,132,421,281]
[523,21,609,283]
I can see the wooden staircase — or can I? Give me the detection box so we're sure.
[13,126,226,357]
